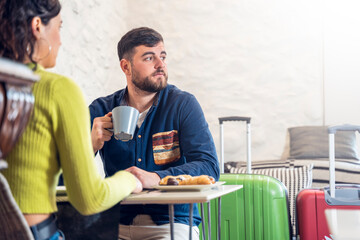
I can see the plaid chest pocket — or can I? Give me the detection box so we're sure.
[152,130,180,165]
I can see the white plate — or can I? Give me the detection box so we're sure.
[152,181,226,191]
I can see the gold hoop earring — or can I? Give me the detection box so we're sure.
[36,38,52,61]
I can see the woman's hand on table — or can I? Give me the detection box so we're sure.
[132,175,143,193]
[126,166,160,189]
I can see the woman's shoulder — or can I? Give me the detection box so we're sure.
[35,67,81,93]
[36,68,74,85]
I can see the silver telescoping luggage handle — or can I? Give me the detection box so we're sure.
[328,124,360,134]
[219,117,251,124]
[328,124,360,198]
[219,116,251,174]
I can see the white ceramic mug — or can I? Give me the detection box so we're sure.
[111,106,139,141]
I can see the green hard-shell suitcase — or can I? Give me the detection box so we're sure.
[199,117,291,240]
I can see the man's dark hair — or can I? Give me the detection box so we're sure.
[117,27,163,61]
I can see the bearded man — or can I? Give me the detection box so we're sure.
[89,27,219,240]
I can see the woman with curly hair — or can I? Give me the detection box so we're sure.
[0,1,142,239]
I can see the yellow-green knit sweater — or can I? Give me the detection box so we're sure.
[3,64,136,215]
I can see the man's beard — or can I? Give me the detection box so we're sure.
[131,68,168,93]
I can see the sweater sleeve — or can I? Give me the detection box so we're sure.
[51,76,136,215]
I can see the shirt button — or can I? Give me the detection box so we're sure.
[138,135,141,138]
[138,158,142,162]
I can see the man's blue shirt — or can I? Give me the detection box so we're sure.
[89,84,219,226]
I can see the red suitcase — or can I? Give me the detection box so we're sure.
[296,125,360,240]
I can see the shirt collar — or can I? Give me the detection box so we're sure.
[121,87,161,107]
[120,87,129,106]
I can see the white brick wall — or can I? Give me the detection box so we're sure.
[53,0,359,164]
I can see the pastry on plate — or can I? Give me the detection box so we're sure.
[159,175,215,185]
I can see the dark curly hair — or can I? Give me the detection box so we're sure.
[117,27,163,61]
[0,0,61,63]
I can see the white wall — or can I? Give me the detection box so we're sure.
[54,0,357,163]
[55,0,128,99]
[324,0,360,125]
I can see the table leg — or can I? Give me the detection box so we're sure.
[207,201,211,240]
[200,203,205,240]
[189,203,193,240]
[218,197,221,240]
[169,204,175,240]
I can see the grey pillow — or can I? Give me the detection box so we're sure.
[289,126,359,160]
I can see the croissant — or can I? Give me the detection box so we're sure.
[159,175,215,185]
[159,175,191,185]
[179,175,215,185]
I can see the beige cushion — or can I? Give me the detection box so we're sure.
[286,158,360,188]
